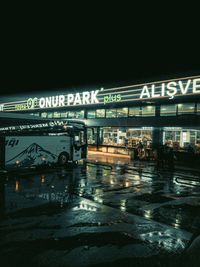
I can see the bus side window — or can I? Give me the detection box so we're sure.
[75,135,79,142]
[80,131,85,145]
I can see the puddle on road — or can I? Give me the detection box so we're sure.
[134,193,173,203]
[152,204,200,232]
[1,162,200,234]
[1,163,198,267]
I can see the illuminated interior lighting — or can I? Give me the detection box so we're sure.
[41,175,45,183]
[125,181,129,187]
[15,180,20,192]
[143,209,153,219]
[110,179,115,185]
[120,206,126,211]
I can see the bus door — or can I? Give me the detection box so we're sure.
[73,132,82,161]
[73,130,87,160]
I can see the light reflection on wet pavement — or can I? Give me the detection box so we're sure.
[0,155,200,267]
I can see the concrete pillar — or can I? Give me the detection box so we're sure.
[152,127,163,149]
[97,127,101,150]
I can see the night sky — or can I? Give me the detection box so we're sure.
[1,4,199,97]
[1,30,199,96]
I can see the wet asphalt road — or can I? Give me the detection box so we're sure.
[0,156,200,267]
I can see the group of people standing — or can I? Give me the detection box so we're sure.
[156,143,175,169]
[129,140,177,169]
[133,141,150,160]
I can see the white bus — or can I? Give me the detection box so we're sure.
[0,120,87,170]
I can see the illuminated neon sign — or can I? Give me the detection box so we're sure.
[139,78,200,99]
[24,89,102,111]
[37,90,101,109]
[0,76,200,112]
[103,94,121,104]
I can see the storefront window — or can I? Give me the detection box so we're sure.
[163,130,178,147]
[160,104,177,116]
[101,127,110,145]
[96,109,105,118]
[141,105,155,116]
[163,128,200,150]
[177,103,195,115]
[129,106,141,116]
[116,107,128,117]
[190,131,196,146]
[127,128,152,148]
[53,112,60,118]
[87,128,97,144]
[106,109,117,118]
[101,127,124,146]
[100,127,152,148]
[87,110,95,118]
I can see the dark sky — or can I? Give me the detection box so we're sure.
[1,4,199,97]
[1,53,199,96]
[1,26,199,96]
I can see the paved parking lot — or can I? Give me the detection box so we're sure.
[0,154,200,267]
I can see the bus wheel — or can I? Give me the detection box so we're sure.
[58,153,69,165]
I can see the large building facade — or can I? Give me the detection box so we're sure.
[1,75,200,156]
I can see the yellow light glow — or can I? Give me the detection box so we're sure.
[15,180,20,192]
[41,175,45,183]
